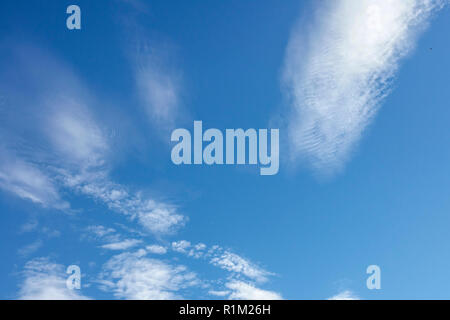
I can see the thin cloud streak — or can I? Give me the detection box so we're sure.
[171,240,273,283]
[83,227,281,299]
[99,250,199,300]
[283,0,447,175]
[100,239,142,250]
[135,48,182,131]
[0,147,68,209]
[18,240,43,257]
[168,239,281,299]
[120,1,187,135]
[225,281,282,300]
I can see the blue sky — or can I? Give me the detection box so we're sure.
[0,0,449,300]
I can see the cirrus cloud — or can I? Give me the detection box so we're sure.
[283,0,448,175]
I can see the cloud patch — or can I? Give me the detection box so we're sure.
[99,250,199,299]
[328,290,360,300]
[0,149,68,209]
[283,0,448,175]
[18,257,89,300]
[100,239,142,250]
[225,281,282,300]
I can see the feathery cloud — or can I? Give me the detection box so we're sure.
[0,44,186,235]
[225,281,282,300]
[136,50,182,131]
[1,42,281,300]
[0,149,68,209]
[18,257,89,300]
[328,290,360,300]
[172,240,273,283]
[99,250,199,299]
[100,239,142,250]
[18,240,43,257]
[86,225,117,239]
[283,0,447,175]
[19,220,39,233]
[146,244,168,254]
[119,1,187,135]
[210,250,272,283]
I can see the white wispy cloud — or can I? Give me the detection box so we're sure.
[0,149,68,209]
[18,257,90,300]
[64,171,187,234]
[18,240,43,257]
[100,239,142,250]
[209,250,272,283]
[208,290,230,297]
[172,241,273,283]
[328,290,360,300]
[96,243,281,300]
[171,240,207,258]
[225,281,282,300]
[86,225,117,239]
[136,53,181,130]
[118,1,184,133]
[46,98,109,168]
[208,281,282,300]
[96,239,280,299]
[99,250,199,299]
[0,44,186,235]
[19,220,39,233]
[146,244,168,254]
[283,0,447,175]
[171,240,192,254]
[118,0,150,14]
[119,1,187,135]
[41,227,61,238]
[48,101,186,234]
[19,221,60,239]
